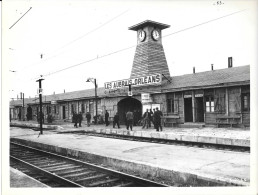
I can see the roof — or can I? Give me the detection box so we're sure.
[9,65,250,106]
[161,65,250,91]
[128,20,170,31]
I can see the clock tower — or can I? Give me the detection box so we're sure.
[129,20,171,79]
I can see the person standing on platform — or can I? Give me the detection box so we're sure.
[126,110,134,131]
[86,112,91,127]
[78,112,83,127]
[113,112,120,128]
[149,109,154,128]
[153,107,163,132]
[105,110,109,126]
[73,112,78,128]
[142,109,150,129]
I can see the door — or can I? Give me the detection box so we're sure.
[195,97,204,122]
[184,98,193,122]
[62,106,66,119]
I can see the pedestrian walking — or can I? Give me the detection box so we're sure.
[153,107,163,132]
[78,112,83,127]
[126,110,134,131]
[86,112,91,127]
[142,109,150,129]
[113,112,120,128]
[72,112,78,128]
[105,110,109,126]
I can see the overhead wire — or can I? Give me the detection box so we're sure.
[34,8,247,80]
[16,9,130,73]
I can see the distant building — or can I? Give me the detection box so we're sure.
[10,20,250,127]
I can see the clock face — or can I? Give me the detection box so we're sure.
[138,30,146,42]
[152,30,160,41]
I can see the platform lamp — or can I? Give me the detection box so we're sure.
[86,78,98,124]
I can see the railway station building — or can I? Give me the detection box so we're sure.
[9,20,250,127]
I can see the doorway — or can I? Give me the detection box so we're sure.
[184,98,193,122]
[62,106,66,119]
[27,106,32,120]
[195,97,204,122]
[117,97,142,125]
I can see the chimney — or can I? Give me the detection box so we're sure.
[193,67,195,74]
[228,57,233,68]
[211,64,214,70]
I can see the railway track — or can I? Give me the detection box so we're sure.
[10,142,169,187]
[59,131,250,153]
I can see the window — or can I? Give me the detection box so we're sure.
[82,104,85,113]
[47,106,51,114]
[71,104,74,113]
[167,98,174,113]
[53,106,56,114]
[242,93,250,112]
[167,98,179,113]
[206,96,214,112]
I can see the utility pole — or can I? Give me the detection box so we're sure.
[36,78,44,134]
[20,92,25,121]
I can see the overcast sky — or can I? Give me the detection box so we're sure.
[3,0,257,99]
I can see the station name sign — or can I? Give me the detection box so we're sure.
[104,74,162,90]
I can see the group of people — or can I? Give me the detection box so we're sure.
[72,107,163,132]
[72,111,91,128]
[142,108,163,132]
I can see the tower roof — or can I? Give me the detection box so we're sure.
[128,20,170,31]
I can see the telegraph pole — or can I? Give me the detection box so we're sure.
[36,78,44,134]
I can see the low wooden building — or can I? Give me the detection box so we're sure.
[9,20,250,127]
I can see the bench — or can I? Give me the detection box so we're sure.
[162,115,180,127]
[215,115,241,127]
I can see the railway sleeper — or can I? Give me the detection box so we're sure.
[56,168,87,176]
[29,160,58,165]
[75,173,107,183]
[40,163,75,170]
[46,165,82,173]
[62,170,96,179]
[87,178,121,187]
[39,162,68,168]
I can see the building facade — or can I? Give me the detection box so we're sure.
[9,20,250,127]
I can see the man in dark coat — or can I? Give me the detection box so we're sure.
[126,110,134,131]
[149,109,154,127]
[86,112,91,127]
[113,112,120,128]
[153,107,163,132]
[142,109,150,129]
[105,110,109,126]
[78,112,83,127]
[73,112,78,128]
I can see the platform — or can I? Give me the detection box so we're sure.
[10,125,250,187]
[10,120,250,147]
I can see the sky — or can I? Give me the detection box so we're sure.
[3,0,257,100]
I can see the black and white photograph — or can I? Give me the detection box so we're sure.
[2,0,258,195]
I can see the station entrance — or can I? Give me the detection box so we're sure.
[117,97,142,125]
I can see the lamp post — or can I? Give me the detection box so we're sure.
[86,78,98,124]
[36,77,44,134]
